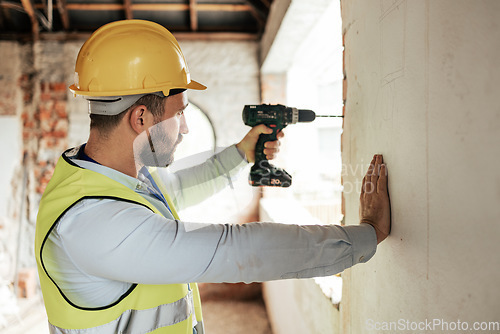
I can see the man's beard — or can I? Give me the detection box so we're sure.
[133,119,182,168]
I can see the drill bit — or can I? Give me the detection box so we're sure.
[316,115,344,118]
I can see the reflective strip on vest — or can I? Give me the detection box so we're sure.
[48,290,194,334]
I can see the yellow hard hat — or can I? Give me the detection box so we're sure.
[69,19,206,97]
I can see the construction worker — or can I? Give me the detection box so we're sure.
[35,20,391,334]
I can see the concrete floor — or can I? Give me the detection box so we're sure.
[1,298,49,334]
[203,299,272,334]
[199,283,272,333]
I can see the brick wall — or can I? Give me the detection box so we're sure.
[0,43,21,116]
[29,82,68,194]
[0,41,74,284]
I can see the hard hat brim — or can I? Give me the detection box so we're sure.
[186,80,207,91]
[69,79,207,97]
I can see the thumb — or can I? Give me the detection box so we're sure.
[237,124,273,163]
[249,124,273,138]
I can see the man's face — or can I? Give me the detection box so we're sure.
[133,92,189,168]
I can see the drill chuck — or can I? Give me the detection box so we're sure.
[289,108,316,124]
[297,109,316,122]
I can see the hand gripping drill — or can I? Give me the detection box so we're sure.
[242,104,342,187]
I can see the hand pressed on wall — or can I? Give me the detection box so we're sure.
[359,154,391,244]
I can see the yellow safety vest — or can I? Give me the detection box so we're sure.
[35,152,204,333]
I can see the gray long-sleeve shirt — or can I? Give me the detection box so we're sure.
[44,144,377,308]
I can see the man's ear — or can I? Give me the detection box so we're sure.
[129,105,152,134]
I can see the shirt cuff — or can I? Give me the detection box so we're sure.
[234,144,248,162]
[226,144,249,166]
[343,224,378,265]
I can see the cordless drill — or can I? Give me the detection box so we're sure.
[242,104,316,187]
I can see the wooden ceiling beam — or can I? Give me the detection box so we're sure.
[33,3,252,12]
[174,32,257,41]
[123,0,133,20]
[56,0,70,30]
[189,0,198,31]
[20,0,38,39]
[0,31,258,41]
[193,4,250,12]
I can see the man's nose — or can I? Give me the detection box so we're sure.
[180,114,189,134]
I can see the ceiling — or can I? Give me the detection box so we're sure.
[0,0,272,40]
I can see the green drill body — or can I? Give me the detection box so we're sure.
[242,104,314,187]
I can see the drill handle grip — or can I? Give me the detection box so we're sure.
[255,125,279,163]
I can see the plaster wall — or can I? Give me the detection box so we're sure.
[341,1,500,332]
[180,40,260,147]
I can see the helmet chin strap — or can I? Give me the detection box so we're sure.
[86,92,166,116]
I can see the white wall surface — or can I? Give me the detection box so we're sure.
[0,117,22,280]
[0,42,23,281]
[341,1,500,333]
[179,40,260,147]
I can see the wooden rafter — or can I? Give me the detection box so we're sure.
[33,3,251,12]
[175,32,258,41]
[56,0,69,30]
[124,0,133,20]
[20,0,38,39]
[0,31,258,41]
[193,4,250,11]
[1,1,272,37]
[189,0,198,32]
